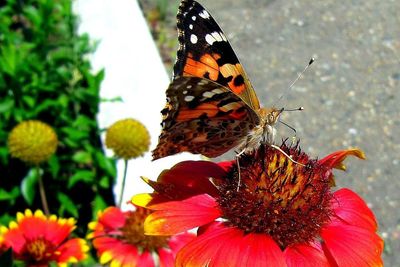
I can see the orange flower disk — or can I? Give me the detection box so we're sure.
[0,209,88,266]
[133,143,383,267]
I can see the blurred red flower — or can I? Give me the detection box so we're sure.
[87,205,195,267]
[0,209,88,267]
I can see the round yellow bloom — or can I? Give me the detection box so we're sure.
[105,119,150,160]
[8,120,58,165]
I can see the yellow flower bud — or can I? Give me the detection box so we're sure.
[8,120,58,165]
[105,119,150,160]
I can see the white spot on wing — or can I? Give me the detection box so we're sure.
[203,91,215,98]
[192,16,196,21]
[220,102,241,112]
[199,10,210,19]
[189,24,193,30]
[185,95,195,102]
[211,32,223,42]
[190,34,198,44]
[205,32,227,45]
[183,90,188,94]
[205,34,215,45]
[186,85,192,89]
[211,88,224,94]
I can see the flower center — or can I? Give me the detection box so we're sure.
[120,207,169,251]
[24,237,54,263]
[217,144,333,249]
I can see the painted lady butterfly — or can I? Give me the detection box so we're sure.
[152,0,283,160]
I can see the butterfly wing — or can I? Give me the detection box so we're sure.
[174,0,261,110]
[152,76,260,159]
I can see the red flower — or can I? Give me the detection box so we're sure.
[87,205,195,267]
[132,143,383,266]
[0,209,88,267]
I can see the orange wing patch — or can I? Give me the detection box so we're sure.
[177,101,248,121]
[182,53,260,110]
[183,53,220,81]
[220,63,246,95]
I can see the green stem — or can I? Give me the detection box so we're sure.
[36,166,50,215]
[118,159,129,208]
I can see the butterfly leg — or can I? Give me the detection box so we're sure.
[271,144,306,167]
[235,148,247,191]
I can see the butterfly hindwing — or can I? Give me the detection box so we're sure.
[152,76,260,159]
[174,0,261,110]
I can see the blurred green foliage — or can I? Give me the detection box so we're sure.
[0,0,115,236]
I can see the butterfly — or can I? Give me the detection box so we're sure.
[152,0,283,160]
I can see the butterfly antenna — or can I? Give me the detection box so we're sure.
[274,57,315,107]
[279,119,297,135]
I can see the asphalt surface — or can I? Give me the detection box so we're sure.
[191,0,399,264]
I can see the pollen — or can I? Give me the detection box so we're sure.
[25,238,54,262]
[217,143,333,249]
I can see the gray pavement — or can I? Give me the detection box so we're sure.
[199,0,399,264]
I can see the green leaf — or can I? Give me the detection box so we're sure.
[0,45,17,75]
[0,147,9,165]
[68,170,95,188]
[61,126,89,141]
[0,187,20,202]
[57,192,78,218]
[0,98,14,113]
[21,169,39,205]
[72,151,92,164]
[99,176,110,189]
[92,195,107,218]
[34,99,59,114]
[22,95,35,108]
[48,156,60,178]
[0,214,14,226]
[95,152,116,177]
[23,6,42,28]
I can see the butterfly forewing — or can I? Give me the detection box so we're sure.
[174,0,261,110]
[152,77,260,159]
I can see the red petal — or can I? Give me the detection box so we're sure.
[217,160,235,172]
[158,248,174,267]
[92,237,125,255]
[176,222,286,267]
[284,242,329,267]
[321,223,383,266]
[96,239,140,266]
[57,238,88,263]
[168,232,196,255]
[243,233,286,267]
[153,161,225,199]
[98,207,126,229]
[2,228,26,253]
[44,218,74,245]
[145,194,221,235]
[319,149,365,171]
[176,223,240,267]
[137,250,155,267]
[332,188,378,231]
[18,216,48,241]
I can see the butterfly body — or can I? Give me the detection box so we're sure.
[152,0,282,160]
